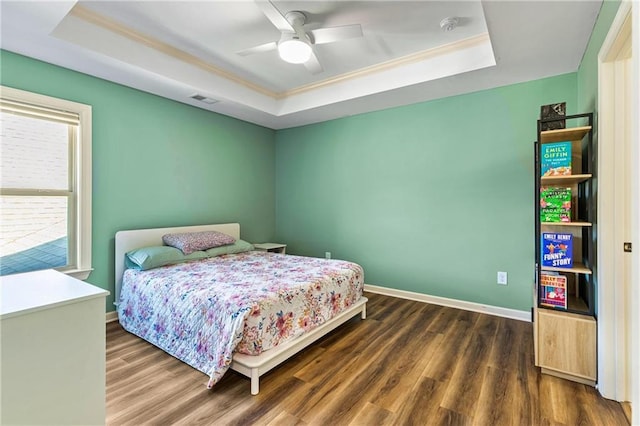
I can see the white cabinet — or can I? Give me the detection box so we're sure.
[1,269,109,425]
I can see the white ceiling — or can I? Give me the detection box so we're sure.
[0,1,602,130]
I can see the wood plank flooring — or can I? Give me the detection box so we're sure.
[106,292,629,425]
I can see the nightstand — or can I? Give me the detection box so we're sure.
[254,243,287,254]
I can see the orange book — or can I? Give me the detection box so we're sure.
[540,273,567,309]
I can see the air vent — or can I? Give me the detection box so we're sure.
[190,94,218,104]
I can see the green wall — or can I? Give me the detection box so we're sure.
[275,74,578,311]
[0,50,277,310]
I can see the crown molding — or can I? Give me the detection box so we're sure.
[69,4,490,104]
[282,33,491,98]
[69,4,278,98]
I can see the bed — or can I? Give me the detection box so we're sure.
[114,223,367,395]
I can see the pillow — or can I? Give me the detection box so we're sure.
[205,239,255,257]
[162,231,236,255]
[125,246,208,271]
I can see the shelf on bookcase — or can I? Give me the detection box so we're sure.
[540,295,590,315]
[541,174,592,185]
[541,221,592,227]
[567,295,589,313]
[542,262,592,275]
[540,126,592,143]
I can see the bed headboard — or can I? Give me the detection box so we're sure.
[114,223,240,308]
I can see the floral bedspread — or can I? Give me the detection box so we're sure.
[117,250,364,388]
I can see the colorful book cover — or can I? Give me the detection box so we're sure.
[541,141,572,176]
[540,273,567,309]
[542,232,573,268]
[540,187,571,222]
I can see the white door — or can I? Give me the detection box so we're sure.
[596,1,634,404]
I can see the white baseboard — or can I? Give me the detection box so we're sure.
[106,311,118,323]
[364,284,531,322]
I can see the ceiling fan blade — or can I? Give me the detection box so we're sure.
[310,24,363,45]
[255,0,294,32]
[236,41,278,56]
[304,51,323,75]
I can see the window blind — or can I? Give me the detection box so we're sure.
[0,98,80,125]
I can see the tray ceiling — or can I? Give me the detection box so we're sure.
[0,1,602,129]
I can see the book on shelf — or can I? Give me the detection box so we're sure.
[542,232,573,268]
[541,141,572,177]
[540,272,567,309]
[540,187,571,222]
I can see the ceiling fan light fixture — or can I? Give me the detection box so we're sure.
[278,38,312,64]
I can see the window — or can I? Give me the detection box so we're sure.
[0,86,92,279]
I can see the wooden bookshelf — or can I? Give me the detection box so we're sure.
[542,262,592,275]
[567,294,589,312]
[540,126,592,143]
[534,113,596,387]
[541,174,592,185]
[536,308,596,385]
[541,221,592,227]
[539,297,588,314]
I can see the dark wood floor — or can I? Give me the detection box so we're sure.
[106,292,629,425]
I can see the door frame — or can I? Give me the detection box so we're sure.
[596,1,638,420]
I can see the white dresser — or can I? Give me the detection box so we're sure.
[1,269,109,425]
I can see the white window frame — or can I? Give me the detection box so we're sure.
[0,85,92,280]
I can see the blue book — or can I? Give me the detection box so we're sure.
[542,233,573,268]
[541,141,572,177]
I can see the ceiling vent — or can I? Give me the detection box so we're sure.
[190,94,218,104]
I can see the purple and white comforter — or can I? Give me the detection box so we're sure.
[117,250,364,388]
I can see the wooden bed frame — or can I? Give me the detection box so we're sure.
[114,223,367,395]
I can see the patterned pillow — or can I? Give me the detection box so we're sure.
[162,231,236,255]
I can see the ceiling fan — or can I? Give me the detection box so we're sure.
[236,0,363,74]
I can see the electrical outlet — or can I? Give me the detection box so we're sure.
[497,271,508,285]
[325,252,331,259]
